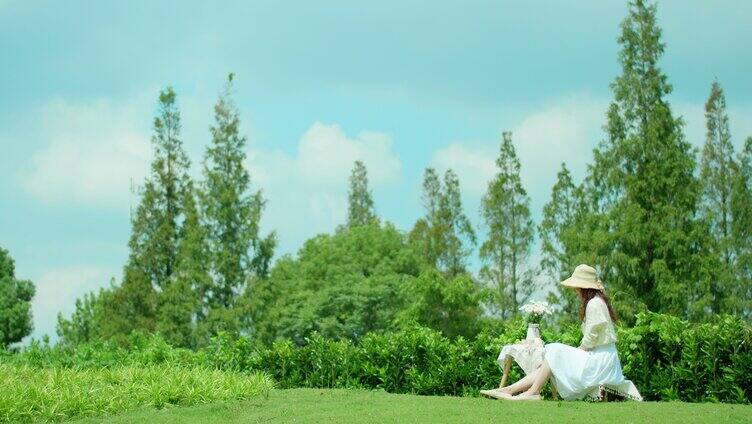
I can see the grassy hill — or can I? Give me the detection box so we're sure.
[71,388,752,424]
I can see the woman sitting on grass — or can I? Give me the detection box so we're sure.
[497,264,641,401]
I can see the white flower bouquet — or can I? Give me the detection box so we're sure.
[519,300,553,324]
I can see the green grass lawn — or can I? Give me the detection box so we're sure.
[71,388,752,424]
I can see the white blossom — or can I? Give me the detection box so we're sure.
[519,300,553,318]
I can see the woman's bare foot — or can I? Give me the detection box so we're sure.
[510,392,541,401]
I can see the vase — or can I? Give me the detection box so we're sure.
[526,323,540,340]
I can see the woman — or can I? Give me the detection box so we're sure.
[497,264,642,401]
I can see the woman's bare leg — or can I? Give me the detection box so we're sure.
[522,360,551,395]
[500,368,539,394]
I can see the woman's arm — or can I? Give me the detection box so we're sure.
[579,298,608,350]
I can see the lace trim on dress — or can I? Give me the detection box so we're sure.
[584,384,644,402]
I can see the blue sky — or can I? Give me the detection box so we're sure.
[1,1,750,341]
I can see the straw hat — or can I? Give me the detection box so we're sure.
[560,264,605,291]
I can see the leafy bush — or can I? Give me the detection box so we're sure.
[618,313,752,403]
[9,332,200,369]
[207,313,750,403]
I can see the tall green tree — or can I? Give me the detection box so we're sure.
[700,80,736,314]
[439,170,477,276]
[410,168,476,277]
[586,0,706,320]
[479,132,535,318]
[539,163,580,321]
[731,137,752,319]
[410,168,443,268]
[200,74,276,315]
[111,87,193,336]
[156,185,208,347]
[346,160,378,228]
[0,247,35,348]
[129,87,192,291]
[58,87,207,344]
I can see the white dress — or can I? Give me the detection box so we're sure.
[544,297,642,401]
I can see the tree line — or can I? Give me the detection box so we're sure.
[46,0,752,346]
[0,0,749,350]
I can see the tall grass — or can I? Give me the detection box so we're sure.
[0,363,274,423]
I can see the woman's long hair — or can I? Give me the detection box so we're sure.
[578,288,618,323]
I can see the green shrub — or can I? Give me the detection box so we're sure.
[229,313,750,403]
[618,313,752,403]
[10,332,199,369]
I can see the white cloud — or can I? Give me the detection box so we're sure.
[297,122,401,186]
[29,265,114,341]
[514,95,606,191]
[249,122,402,255]
[19,96,153,208]
[432,94,606,211]
[432,143,497,197]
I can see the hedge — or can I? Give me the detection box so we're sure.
[6,312,751,403]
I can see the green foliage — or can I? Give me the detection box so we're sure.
[731,138,752,320]
[1,333,274,422]
[50,4,752,379]
[200,74,276,312]
[0,363,273,423]
[6,314,751,408]
[59,79,277,348]
[201,313,751,403]
[699,80,738,316]
[56,286,114,347]
[118,86,193,334]
[618,313,752,403]
[0,247,35,349]
[571,0,707,321]
[247,222,421,345]
[410,168,476,277]
[398,269,484,339]
[346,160,378,228]
[57,87,207,346]
[479,132,535,318]
[157,185,209,348]
[539,164,582,323]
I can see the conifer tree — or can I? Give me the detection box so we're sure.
[700,80,736,313]
[410,168,443,268]
[346,160,378,228]
[110,266,158,337]
[156,185,208,347]
[133,87,191,290]
[539,163,580,321]
[114,87,192,335]
[410,168,475,277]
[586,0,705,319]
[439,169,477,277]
[479,132,535,317]
[731,138,752,319]
[200,74,276,314]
